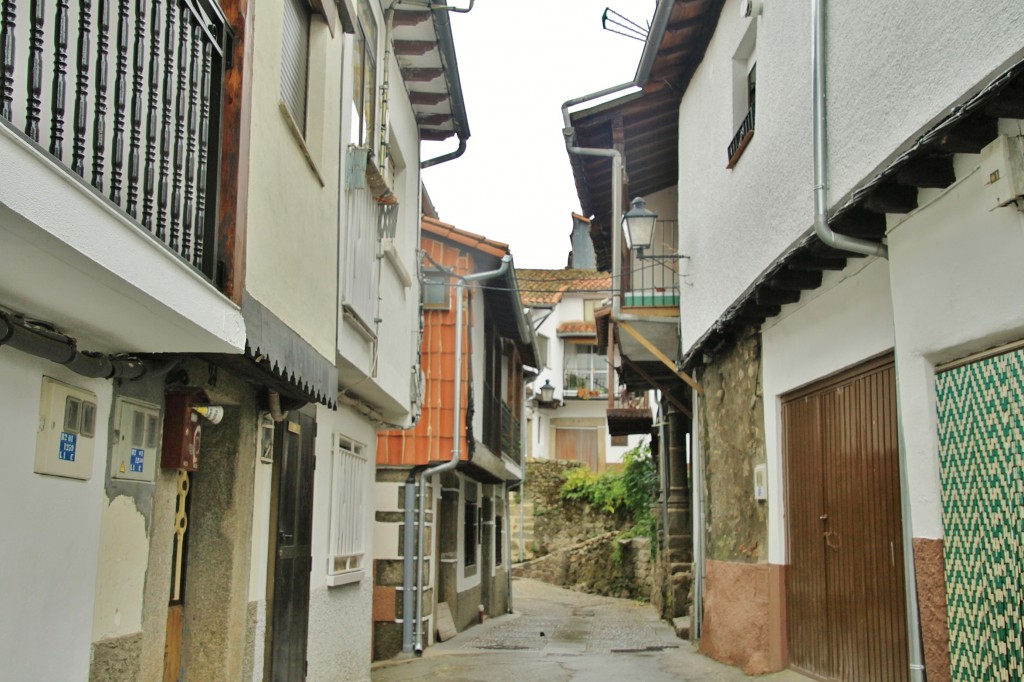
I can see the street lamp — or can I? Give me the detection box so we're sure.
[538,379,555,404]
[622,196,658,251]
[622,196,689,260]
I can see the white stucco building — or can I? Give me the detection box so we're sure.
[0,0,472,679]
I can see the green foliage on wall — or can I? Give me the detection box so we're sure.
[559,444,659,555]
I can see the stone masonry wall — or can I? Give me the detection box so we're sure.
[525,460,626,556]
[514,534,654,601]
[700,331,768,563]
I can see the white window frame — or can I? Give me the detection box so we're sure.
[326,434,368,586]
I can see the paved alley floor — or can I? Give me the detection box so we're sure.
[371,578,811,682]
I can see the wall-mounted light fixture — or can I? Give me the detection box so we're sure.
[622,197,689,261]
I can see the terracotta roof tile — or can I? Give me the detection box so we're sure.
[421,216,509,260]
[516,269,611,306]
[556,321,597,337]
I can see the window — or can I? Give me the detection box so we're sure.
[728,19,757,168]
[422,268,450,309]
[464,482,478,569]
[583,300,597,322]
[327,435,367,586]
[536,334,549,368]
[563,343,608,398]
[281,0,311,133]
[351,0,378,150]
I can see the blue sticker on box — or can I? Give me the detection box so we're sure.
[59,432,77,462]
[130,448,145,473]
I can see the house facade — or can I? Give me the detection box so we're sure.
[518,265,650,472]
[564,0,1024,680]
[0,0,470,680]
[374,216,536,660]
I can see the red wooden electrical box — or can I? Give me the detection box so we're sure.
[161,388,208,471]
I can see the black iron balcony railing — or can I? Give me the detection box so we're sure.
[727,101,755,168]
[622,220,680,309]
[0,0,229,282]
[500,400,521,466]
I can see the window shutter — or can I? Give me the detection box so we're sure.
[281,0,310,133]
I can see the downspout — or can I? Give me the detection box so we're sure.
[812,4,918,679]
[811,0,887,259]
[413,254,511,655]
[401,471,418,652]
[561,81,633,322]
[690,386,704,639]
[421,136,466,169]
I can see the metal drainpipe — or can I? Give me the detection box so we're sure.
[561,82,631,319]
[690,386,704,639]
[413,254,511,655]
[812,3,919,678]
[402,472,418,652]
[811,0,887,260]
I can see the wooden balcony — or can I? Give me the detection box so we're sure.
[606,390,653,437]
[1,0,230,282]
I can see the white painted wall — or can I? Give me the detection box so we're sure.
[245,4,343,362]
[887,147,1024,540]
[528,291,648,466]
[0,350,111,681]
[677,0,1024,354]
[760,258,895,564]
[307,404,376,682]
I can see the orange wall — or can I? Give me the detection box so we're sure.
[377,237,474,466]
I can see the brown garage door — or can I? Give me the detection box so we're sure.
[783,353,908,681]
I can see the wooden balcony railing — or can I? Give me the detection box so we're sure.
[1,0,230,282]
[483,387,521,466]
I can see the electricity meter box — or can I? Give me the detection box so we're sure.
[35,376,98,480]
[161,388,208,471]
[112,398,162,482]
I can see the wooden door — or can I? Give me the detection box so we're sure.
[783,354,908,681]
[268,411,316,681]
[555,427,598,469]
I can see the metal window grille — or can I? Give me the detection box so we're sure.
[329,435,366,575]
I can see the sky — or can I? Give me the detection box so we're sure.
[420,1,656,270]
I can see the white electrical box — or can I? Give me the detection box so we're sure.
[753,463,767,501]
[35,376,98,480]
[981,134,1024,210]
[112,398,161,482]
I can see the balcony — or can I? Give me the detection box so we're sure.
[563,367,609,400]
[622,220,680,310]
[606,389,653,437]
[482,388,521,467]
[0,0,243,353]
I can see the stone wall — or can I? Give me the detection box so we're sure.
[525,460,626,556]
[514,534,654,601]
[699,331,767,563]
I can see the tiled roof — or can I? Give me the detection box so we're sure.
[516,269,612,306]
[557,321,597,337]
[421,216,509,259]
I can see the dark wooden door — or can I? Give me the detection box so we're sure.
[268,411,315,681]
[783,354,908,682]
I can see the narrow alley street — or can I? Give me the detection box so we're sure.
[371,578,811,682]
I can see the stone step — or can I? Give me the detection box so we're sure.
[672,616,690,640]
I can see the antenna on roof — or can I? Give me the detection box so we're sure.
[601,7,649,42]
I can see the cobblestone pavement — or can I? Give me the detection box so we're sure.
[371,578,811,682]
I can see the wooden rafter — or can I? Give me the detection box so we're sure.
[617,320,703,394]
[621,356,691,418]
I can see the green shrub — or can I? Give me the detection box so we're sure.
[558,444,659,550]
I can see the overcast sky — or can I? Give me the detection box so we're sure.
[420,1,655,270]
